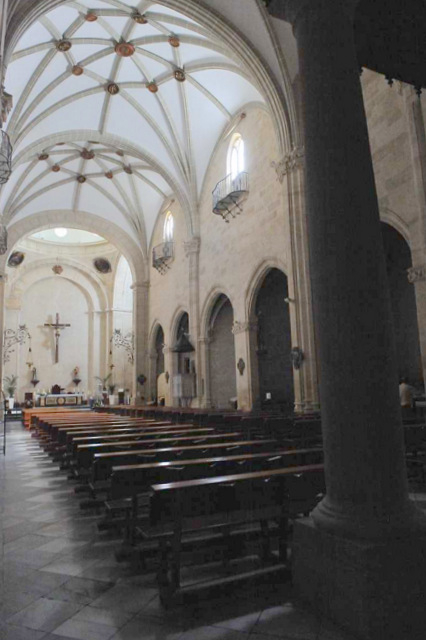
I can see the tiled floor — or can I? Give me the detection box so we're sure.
[1,422,356,640]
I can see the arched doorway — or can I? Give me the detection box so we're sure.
[382,222,422,384]
[253,268,294,410]
[208,295,237,409]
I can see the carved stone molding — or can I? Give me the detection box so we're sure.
[131,281,150,290]
[232,320,258,335]
[184,237,201,257]
[407,265,426,283]
[1,88,13,125]
[271,146,305,183]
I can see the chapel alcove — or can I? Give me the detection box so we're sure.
[208,295,237,409]
[381,222,422,384]
[253,268,294,410]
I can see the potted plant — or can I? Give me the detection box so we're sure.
[3,374,18,409]
[108,383,116,406]
[94,373,112,404]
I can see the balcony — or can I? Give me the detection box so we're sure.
[152,241,174,274]
[212,171,249,222]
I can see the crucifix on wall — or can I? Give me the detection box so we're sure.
[44,313,71,364]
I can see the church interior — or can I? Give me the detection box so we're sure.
[1,1,426,639]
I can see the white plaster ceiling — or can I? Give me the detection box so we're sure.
[31,228,105,243]
[1,0,266,253]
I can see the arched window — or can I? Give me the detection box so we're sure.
[227,134,245,180]
[163,211,174,243]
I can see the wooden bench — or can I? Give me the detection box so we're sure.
[148,463,325,606]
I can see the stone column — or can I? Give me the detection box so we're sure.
[0,274,6,397]
[162,345,172,406]
[232,320,258,411]
[184,237,201,405]
[404,90,426,386]
[273,148,320,413]
[198,336,212,408]
[131,281,149,404]
[271,1,426,638]
[148,349,157,401]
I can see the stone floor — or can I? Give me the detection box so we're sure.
[0,422,357,640]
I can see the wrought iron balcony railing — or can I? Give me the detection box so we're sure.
[212,171,249,222]
[152,241,174,274]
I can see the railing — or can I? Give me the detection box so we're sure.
[152,241,174,274]
[212,171,249,220]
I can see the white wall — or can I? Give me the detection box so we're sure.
[9,277,90,398]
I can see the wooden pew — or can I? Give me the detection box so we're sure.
[93,439,278,482]
[76,432,245,469]
[148,463,325,605]
[107,447,323,545]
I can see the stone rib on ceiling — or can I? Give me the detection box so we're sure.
[1,0,266,250]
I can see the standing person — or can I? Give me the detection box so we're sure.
[399,378,414,418]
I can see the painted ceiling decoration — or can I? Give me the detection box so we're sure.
[0,0,266,255]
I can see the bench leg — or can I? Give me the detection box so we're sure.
[278,515,289,563]
[170,525,182,591]
[157,538,172,607]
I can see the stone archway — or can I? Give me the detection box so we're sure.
[250,268,294,411]
[208,294,237,410]
[382,222,422,384]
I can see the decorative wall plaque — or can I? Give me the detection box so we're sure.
[174,68,185,82]
[107,83,120,95]
[81,148,94,160]
[290,347,304,370]
[115,42,135,57]
[168,36,180,47]
[56,40,72,52]
[237,358,245,376]
[93,257,112,273]
[147,82,158,93]
[8,251,25,268]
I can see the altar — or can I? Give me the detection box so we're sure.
[38,394,84,407]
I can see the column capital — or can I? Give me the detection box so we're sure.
[266,0,357,27]
[408,265,426,283]
[271,146,305,183]
[184,236,201,257]
[232,320,258,335]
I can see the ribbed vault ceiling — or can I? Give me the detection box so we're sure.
[1,0,266,253]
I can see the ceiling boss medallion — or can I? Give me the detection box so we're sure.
[38,153,49,161]
[56,40,72,52]
[147,82,158,93]
[81,148,94,160]
[115,42,135,57]
[168,36,180,47]
[52,264,63,275]
[107,82,120,95]
[123,165,133,174]
[105,171,113,179]
[132,13,148,24]
[174,68,186,82]
[72,65,84,76]
[77,175,86,183]
[85,12,97,21]
[52,164,60,172]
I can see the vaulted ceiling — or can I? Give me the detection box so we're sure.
[1,0,267,254]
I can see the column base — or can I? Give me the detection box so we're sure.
[293,517,426,639]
